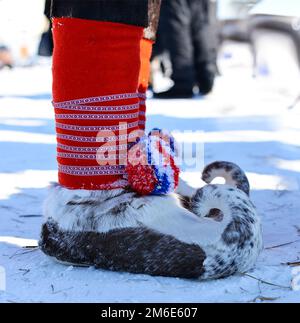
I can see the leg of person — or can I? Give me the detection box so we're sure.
[40,0,261,281]
[154,0,195,99]
[40,0,208,278]
[190,0,217,95]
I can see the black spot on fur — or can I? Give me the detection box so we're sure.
[193,187,204,201]
[205,208,224,222]
[210,184,219,191]
[179,195,191,210]
[40,221,207,279]
[219,260,238,278]
[247,217,255,224]
[67,201,96,206]
[205,257,239,279]
[215,255,225,267]
[190,188,204,210]
[222,216,253,249]
[110,203,129,216]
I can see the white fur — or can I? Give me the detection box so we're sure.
[43,181,262,278]
[191,184,263,276]
[176,177,197,198]
[44,184,231,253]
[44,183,141,233]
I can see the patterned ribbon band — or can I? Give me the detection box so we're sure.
[57,143,128,153]
[51,19,147,190]
[58,164,126,176]
[55,92,144,185]
[54,103,139,112]
[57,152,128,161]
[57,132,139,143]
[53,92,143,108]
[56,121,139,132]
[55,112,139,120]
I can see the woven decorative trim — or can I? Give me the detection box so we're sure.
[53,93,139,109]
[57,132,139,143]
[54,103,139,112]
[138,93,147,100]
[56,121,139,132]
[57,143,128,153]
[57,152,127,161]
[54,92,146,183]
[55,112,139,120]
[58,164,126,176]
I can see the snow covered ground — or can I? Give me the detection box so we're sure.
[0,46,300,303]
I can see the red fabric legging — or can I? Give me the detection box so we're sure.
[52,18,144,190]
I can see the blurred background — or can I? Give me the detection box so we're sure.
[1,0,300,303]
[1,0,300,103]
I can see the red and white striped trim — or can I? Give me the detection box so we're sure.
[58,152,96,160]
[54,103,139,112]
[53,93,140,109]
[56,132,138,143]
[57,143,128,153]
[57,133,98,142]
[56,121,139,132]
[57,152,127,160]
[96,132,140,143]
[56,112,139,120]
[138,93,147,100]
[58,164,126,176]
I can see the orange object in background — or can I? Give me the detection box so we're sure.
[138,38,154,130]
[0,47,13,68]
[20,45,29,60]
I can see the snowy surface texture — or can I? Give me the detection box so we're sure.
[0,44,300,303]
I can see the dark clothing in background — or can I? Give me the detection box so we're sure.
[157,0,217,95]
[50,0,149,27]
[41,0,161,55]
[50,0,161,40]
[44,0,52,19]
[38,0,53,56]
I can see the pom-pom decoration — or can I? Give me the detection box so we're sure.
[126,129,180,195]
